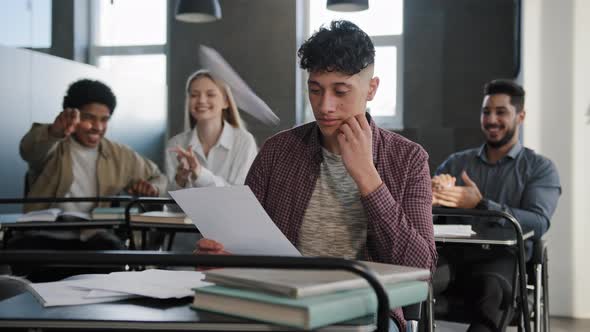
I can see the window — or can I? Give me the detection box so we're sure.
[89,0,167,86]
[303,0,403,129]
[0,0,52,49]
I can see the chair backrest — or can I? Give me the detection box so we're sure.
[0,276,29,301]
[403,302,422,321]
[23,171,31,198]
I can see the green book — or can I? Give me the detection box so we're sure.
[91,207,139,220]
[191,280,428,330]
[203,261,430,298]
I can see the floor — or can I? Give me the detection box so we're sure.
[435,316,590,331]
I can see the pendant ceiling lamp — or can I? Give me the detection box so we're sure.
[175,0,222,23]
[327,0,369,12]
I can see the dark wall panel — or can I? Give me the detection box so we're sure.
[168,0,298,145]
[403,0,520,173]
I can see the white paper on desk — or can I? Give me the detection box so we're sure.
[169,186,301,256]
[30,280,136,307]
[434,224,476,238]
[69,269,212,299]
[85,289,130,298]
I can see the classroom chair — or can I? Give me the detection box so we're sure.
[431,235,549,332]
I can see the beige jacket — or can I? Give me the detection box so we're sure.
[20,123,167,212]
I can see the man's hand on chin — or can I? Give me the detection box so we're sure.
[337,113,382,196]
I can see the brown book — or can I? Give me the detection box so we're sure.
[130,211,192,225]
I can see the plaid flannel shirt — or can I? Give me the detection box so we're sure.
[245,120,436,329]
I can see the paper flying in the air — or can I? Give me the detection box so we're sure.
[199,45,280,126]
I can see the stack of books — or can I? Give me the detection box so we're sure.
[92,208,192,224]
[91,207,139,220]
[191,261,430,330]
[129,211,192,225]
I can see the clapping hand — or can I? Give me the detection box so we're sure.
[169,145,201,187]
[432,174,456,191]
[432,171,482,208]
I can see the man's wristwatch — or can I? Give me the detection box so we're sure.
[475,198,489,210]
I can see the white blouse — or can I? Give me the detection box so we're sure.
[165,121,258,190]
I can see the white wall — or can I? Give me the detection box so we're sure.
[522,0,590,318]
[0,46,167,212]
[570,0,590,318]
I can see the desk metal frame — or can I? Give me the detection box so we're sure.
[123,197,199,250]
[0,196,191,250]
[0,251,394,332]
[0,196,133,248]
[432,207,531,332]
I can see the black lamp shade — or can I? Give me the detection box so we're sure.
[175,0,222,23]
[327,0,369,12]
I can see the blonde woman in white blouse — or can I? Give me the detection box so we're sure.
[166,70,258,189]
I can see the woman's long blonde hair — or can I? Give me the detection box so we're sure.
[184,69,242,129]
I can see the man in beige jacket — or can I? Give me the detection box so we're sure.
[12,79,166,281]
[21,79,166,212]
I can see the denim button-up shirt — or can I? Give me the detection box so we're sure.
[435,141,561,240]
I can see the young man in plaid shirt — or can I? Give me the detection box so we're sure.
[197,20,436,331]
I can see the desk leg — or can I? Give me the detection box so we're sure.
[534,264,541,332]
[166,232,176,251]
[427,284,435,332]
[2,230,11,249]
[141,230,147,251]
[518,246,531,332]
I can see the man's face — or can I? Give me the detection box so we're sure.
[307,69,378,139]
[480,93,525,148]
[73,103,111,148]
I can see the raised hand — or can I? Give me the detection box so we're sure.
[169,145,201,187]
[127,179,159,197]
[337,113,382,196]
[49,108,89,138]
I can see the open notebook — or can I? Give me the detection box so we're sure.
[17,209,90,222]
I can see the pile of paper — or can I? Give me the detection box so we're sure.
[30,269,211,307]
[434,224,476,238]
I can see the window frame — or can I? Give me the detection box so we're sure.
[300,0,404,129]
[87,0,167,70]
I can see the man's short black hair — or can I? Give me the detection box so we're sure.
[298,20,375,76]
[483,79,525,113]
[62,79,117,114]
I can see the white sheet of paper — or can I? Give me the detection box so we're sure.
[68,269,211,299]
[169,186,301,256]
[199,45,280,126]
[85,289,130,298]
[30,281,136,307]
[434,224,476,238]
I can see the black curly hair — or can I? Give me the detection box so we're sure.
[62,79,117,114]
[298,20,375,76]
[483,79,525,113]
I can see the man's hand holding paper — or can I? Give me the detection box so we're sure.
[169,186,301,257]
